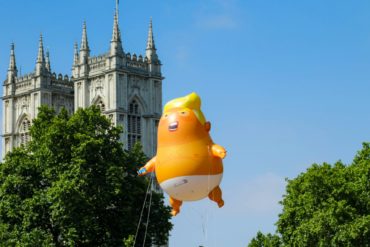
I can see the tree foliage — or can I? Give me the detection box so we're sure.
[248,143,370,247]
[0,106,172,246]
[248,231,282,247]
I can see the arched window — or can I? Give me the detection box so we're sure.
[19,118,31,145]
[128,100,141,150]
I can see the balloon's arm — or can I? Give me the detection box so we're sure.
[212,144,227,159]
[138,156,156,176]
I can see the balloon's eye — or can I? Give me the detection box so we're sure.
[181,111,186,115]
[164,114,168,118]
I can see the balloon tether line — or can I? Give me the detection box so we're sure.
[133,173,154,247]
[142,173,154,247]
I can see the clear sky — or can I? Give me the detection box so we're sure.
[1,0,370,246]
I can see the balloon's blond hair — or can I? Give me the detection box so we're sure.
[163,92,206,125]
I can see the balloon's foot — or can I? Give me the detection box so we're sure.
[169,197,182,216]
[218,200,224,208]
[171,209,180,216]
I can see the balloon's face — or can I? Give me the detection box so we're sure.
[158,108,207,144]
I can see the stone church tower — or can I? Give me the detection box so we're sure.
[2,2,163,159]
[2,38,74,158]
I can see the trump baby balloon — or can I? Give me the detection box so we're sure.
[138,92,227,216]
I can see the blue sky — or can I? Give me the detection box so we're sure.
[1,0,370,246]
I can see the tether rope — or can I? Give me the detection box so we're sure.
[133,173,154,247]
[142,173,154,247]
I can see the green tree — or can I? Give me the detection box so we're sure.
[0,106,172,247]
[123,235,134,247]
[248,231,281,247]
[248,143,370,247]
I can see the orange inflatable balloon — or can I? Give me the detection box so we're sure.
[138,92,226,216]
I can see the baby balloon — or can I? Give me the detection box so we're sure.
[138,92,227,216]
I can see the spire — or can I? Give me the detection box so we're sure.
[37,34,45,64]
[112,9,120,42]
[146,17,156,50]
[110,0,123,55]
[35,34,46,75]
[80,21,89,52]
[73,41,79,66]
[115,0,119,19]
[146,18,158,62]
[45,48,51,71]
[8,43,17,72]
[79,21,90,64]
[7,43,17,84]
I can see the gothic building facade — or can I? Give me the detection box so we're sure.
[1,4,163,159]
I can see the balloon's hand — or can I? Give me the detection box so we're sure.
[137,167,147,176]
[212,144,227,159]
[137,157,156,176]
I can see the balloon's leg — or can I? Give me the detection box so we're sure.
[169,197,183,216]
[208,186,224,208]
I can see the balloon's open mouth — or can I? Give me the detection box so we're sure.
[169,121,178,131]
